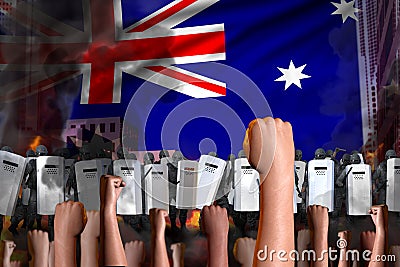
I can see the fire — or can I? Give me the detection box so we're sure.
[186,210,200,229]
[365,143,384,171]
[29,136,42,151]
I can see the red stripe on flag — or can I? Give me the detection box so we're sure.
[146,66,226,96]
[128,0,197,33]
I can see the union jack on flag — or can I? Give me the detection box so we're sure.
[0,0,365,160]
[0,0,226,104]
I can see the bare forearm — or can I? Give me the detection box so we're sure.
[101,207,127,267]
[172,251,184,267]
[312,232,329,267]
[3,259,11,267]
[369,231,385,267]
[127,257,143,267]
[254,171,295,267]
[297,246,309,267]
[81,236,98,267]
[55,235,76,267]
[207,236,228,267]
[151,236,169,267]
[49,241,55,267]
[338,249,349,267]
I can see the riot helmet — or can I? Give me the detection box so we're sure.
[295,149,303,161]
[350,153,361,164]
[1,146,13,153]
[36,145,48,156]
[385,149,397,160]
[314,148,326,159]
[143,152,155,165]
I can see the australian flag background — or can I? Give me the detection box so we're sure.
[0,0,362,160]
[0,1,387,266]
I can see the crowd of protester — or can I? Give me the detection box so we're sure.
[0,117,399,267]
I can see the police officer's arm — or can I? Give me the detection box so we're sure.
[107,162,114,175]
[24,161,33,186]
[294,170,301,196]
[168,164,180,185]
[336,169,347,187]
[372,167,384,193]
[301,162,309,193]
[66,163,77,194]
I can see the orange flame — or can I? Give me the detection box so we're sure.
[365,143,385,171]
[186,210,201,229]
[29,136,42,151]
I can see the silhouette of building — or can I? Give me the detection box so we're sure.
[356,0,400,165]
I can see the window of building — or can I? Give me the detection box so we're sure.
[90,124,95,132]
[71,125,76,129]
[110,123,116,133]
[80,124,86,129]
[100,123,105,133]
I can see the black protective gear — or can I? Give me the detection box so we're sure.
[238,150,246,159]
[295,150,303,161]
[385,149,397,160]
[350,153,361,164]
[314,148,326,159]
[159,150,170,159]
[35,145,48,156]
[143,152,155,165]
[1,146,13,153]
[26,149,36,157]
[208,151,218,157]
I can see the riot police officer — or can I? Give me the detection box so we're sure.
[166,151,187,232]
[141,152,155,231]
[295,149,303,161]
[332,153,350,218]
[294,149,307,223]
[8,149,37,235]
[66,144,93,201]
[109,147,142,232]
[25,145,48,231]
[0,146,14,234]
[373,149,397,204]
[154,150,170,164]
[336,153,363,222]
[218,153,236,217]
[301,148,326,201]
[235,150,260,237]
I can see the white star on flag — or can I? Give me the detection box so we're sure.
[331,0,360,23]
[275,60,311,90]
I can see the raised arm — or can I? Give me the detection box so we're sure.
[149,208,169,267]
[99,175,128,267]
[244,117,295,267]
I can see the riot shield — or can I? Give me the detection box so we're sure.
[176,160,198,209]
[195,155,226,209]
[0,151,26,215]
[75,159,102,211]
[37,156,64,215]
[144,164,169,214]
[115,159,143,215]
[346,164,372,215]
[295,161,306,203]
[233,158,259,212]
[307,159,335,212]
[386,158,400,212]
